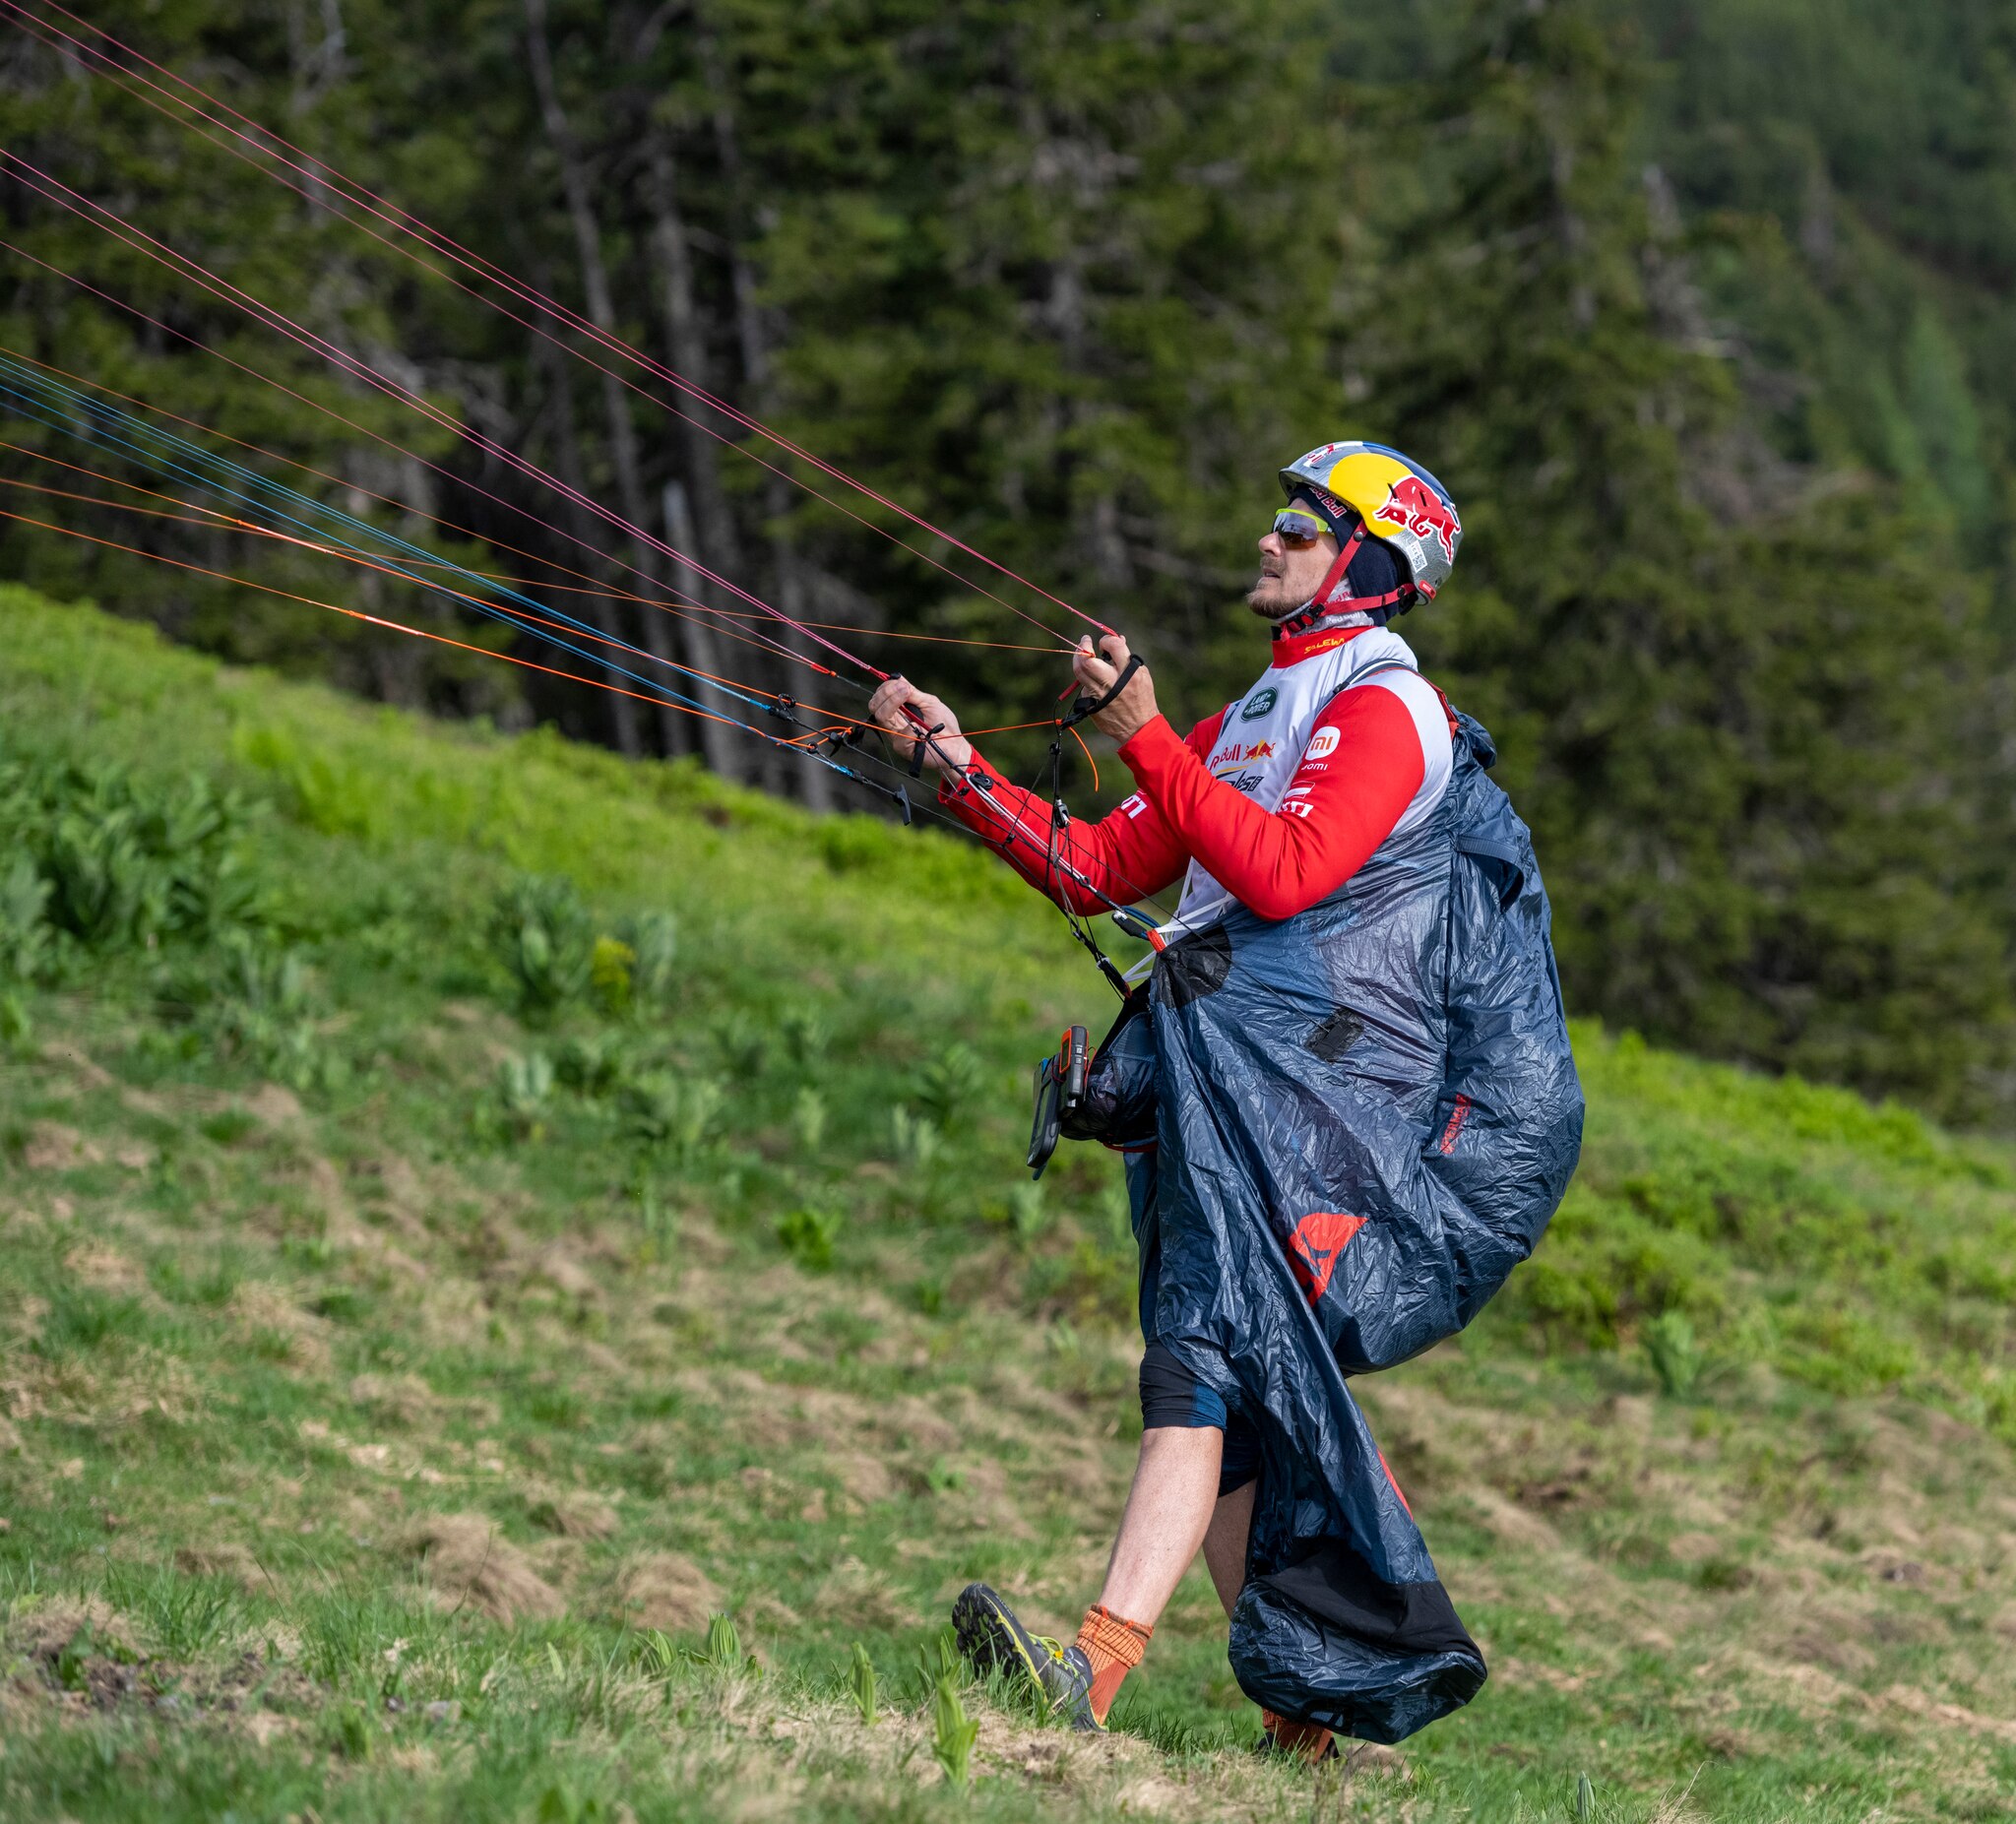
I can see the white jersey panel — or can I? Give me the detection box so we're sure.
[1168,630,1452,936]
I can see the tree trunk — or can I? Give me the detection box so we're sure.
[642,131,755,784]
[662,478,742,779]
[770,494,832,811]
[696,57,835,809]
[533,328,642,755]
[524,0,686,757]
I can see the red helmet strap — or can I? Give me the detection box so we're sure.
[1314,524,1365,608]
[1276,525,1365,637]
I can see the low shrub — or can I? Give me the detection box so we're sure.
[0,755,258,967]
[776,1205,841,1271]
[490,876,595,1018]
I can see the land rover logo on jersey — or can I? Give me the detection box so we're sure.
[1239,688,1278,722]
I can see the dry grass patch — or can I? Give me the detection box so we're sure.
[173,1542,270,1596]
[528,1491,619,1540]
[227,1282,330,1372]
[347,1372,448,1427]
[402,1513,564,1624]
[22,1122,101,1171]
[61,1241,143,1293]
[5,1594,137,1662]
[617,1549,721,1634]
[244,1083,304,1126]
[808,1556,920,1632]
[826,1449,897,1507]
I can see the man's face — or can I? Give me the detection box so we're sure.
[1247,507,1339,621]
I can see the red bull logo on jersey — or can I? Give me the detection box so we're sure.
[1209,737,1280,772]
[1376,476,1460,562]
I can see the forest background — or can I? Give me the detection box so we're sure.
[3,0,2013,1123]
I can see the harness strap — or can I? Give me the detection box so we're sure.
[1342,656,1459,739]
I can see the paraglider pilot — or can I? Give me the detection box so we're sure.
[869,443,1582,1756]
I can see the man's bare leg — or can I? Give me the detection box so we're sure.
[1197,1475,1332,1760]
[1201,1477,1256,1617]
[952,1431,1267,1732]
[1094,1425,1225,1623]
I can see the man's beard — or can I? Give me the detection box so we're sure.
[1246,576,1303,621]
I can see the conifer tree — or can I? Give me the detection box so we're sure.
[1355,0,2010,1112]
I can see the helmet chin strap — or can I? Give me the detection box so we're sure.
[1273,522,1416,637]
[1276,525,1365,637]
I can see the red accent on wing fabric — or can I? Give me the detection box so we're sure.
[1286,1211,1365,1304]
[1116,685,1426,921]
[937,709,1226,913]
[1377,1448,1414,1518]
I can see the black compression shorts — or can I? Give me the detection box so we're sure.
[1138,1341,1259,1497]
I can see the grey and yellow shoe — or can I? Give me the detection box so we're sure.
[952,1582,1103,1732]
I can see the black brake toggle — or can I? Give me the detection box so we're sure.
[1061,653,1143,729]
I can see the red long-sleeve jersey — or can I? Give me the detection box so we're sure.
[941,624,1453,927]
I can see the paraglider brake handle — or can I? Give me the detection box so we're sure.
[899,702,948,779]
[1061,654,1143,730]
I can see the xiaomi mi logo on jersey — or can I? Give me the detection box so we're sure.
[1305,724,1341,761]
[1239,688,1278,722]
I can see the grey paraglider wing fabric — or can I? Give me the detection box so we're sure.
[1131,708,1582,1739]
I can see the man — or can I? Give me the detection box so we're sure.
[870,442,1578,1757]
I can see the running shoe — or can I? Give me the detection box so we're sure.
[952,1582,1102,1732]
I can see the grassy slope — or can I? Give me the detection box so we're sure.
[0,586,2012,1823]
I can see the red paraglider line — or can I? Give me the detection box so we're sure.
[0,0,1112,642]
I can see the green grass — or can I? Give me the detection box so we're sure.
[0,586,2012,1821]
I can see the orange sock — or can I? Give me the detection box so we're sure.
[1261,1707,1336,1762]
[1073,1604,1153,1724]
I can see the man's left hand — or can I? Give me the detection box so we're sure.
[1072,634,1158,746]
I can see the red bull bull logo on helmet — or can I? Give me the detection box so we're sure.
[1377,476,1460,562]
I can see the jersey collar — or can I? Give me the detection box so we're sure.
[1268,621,1375,667]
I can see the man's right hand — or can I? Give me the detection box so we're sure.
[867,676,974,773]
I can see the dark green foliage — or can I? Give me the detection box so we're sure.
[489,878,596,1020]
[618,1074,725,1164]
[0,857,53,982]
[495,1050,558,1142]
[776,1205,841,1272]
[0,0,2011,1116]
[0,991,32,1053]
[914,1043,989,1131]
[1642,1311,1703,1399]
[0,756,257,969]
[553,1034,628,1098]
[159,931,325,1088]
[620,912,679,1012]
